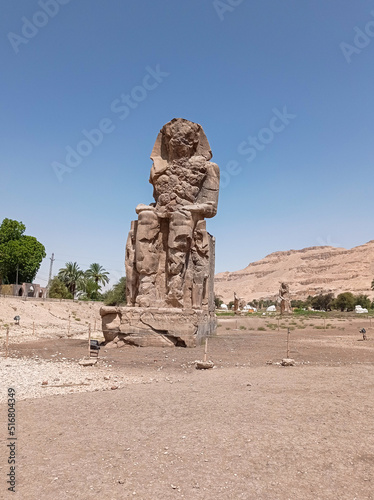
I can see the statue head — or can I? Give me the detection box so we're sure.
[280,282,289,293]
[150,118,213,163]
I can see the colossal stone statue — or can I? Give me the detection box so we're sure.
[278,282,292,315]
[234,292,240,312]
[100,118,220,347]
[233,292,246,313]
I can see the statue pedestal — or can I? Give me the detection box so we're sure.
[100,306,216,348]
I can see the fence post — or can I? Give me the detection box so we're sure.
[6,327,9,358]
[88,324,91,357]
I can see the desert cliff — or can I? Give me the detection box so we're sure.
[215,241,374,303]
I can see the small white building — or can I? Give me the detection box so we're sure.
[266,305,276,312]
[243,305,257,312]
[355,305,368,314]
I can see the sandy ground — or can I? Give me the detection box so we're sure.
[0,298,373,499]
[0,296,102,343]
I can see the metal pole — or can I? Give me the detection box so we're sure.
[6,327,9,358]
[286,328,290,358]
[204,337,208,362]
[46,253,55,298]
[88,324,91,357]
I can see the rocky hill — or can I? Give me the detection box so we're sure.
[215,241,374,303]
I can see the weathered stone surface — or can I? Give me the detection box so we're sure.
[79,358,98,366]
[196,360,214,370]
[101,118,219,348]
[132,118,219,310]
[233,292,246,313]
[101,306,216,348]
[278,282,292,315]
[234,292,239,312]
[281,358,295,366]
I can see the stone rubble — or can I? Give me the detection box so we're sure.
[0,357,144,402]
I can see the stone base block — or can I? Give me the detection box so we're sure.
[281,358,295,366]
[100,306,216,348]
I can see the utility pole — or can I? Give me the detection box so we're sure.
[16,263,19,295]
[46,253,55,298]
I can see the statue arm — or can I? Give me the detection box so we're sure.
[135,203,156,214]
[186,162,220,218]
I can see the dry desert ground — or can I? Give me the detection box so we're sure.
[0,297,373,500]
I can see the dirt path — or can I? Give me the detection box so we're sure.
[1,315,373,499]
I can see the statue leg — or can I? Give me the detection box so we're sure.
[135,209,160,307]
[125,220,138,306]
[167,211,193,307]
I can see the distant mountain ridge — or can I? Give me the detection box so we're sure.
[214,241,374,303]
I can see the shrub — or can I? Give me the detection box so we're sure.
[49,277,72,299]
[103,277,127,306]
[335,292,355,312]
[214,296,223,308]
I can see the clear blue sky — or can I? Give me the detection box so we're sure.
[1,0,373,288]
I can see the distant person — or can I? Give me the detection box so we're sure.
[360,328,367,340]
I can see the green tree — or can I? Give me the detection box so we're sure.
[291,299,307,309]
[335,292,355,312]
[49,277,72,299]
[0,218,46,284]
[262,299,276,309]
[78,277,102,301]
[0,219,26,243]
[311,293,334,311]
[85,263,110,287]
[58,262,84,298]
[103,277,127,306]
[214,295,223,308]
[354,294,371,310]
[305,295,313,308]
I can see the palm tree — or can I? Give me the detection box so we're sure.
[58,262,84,298]
[78,277,100,300]
[85,263,110,287]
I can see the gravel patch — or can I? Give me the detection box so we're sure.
[0,357,147,401]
